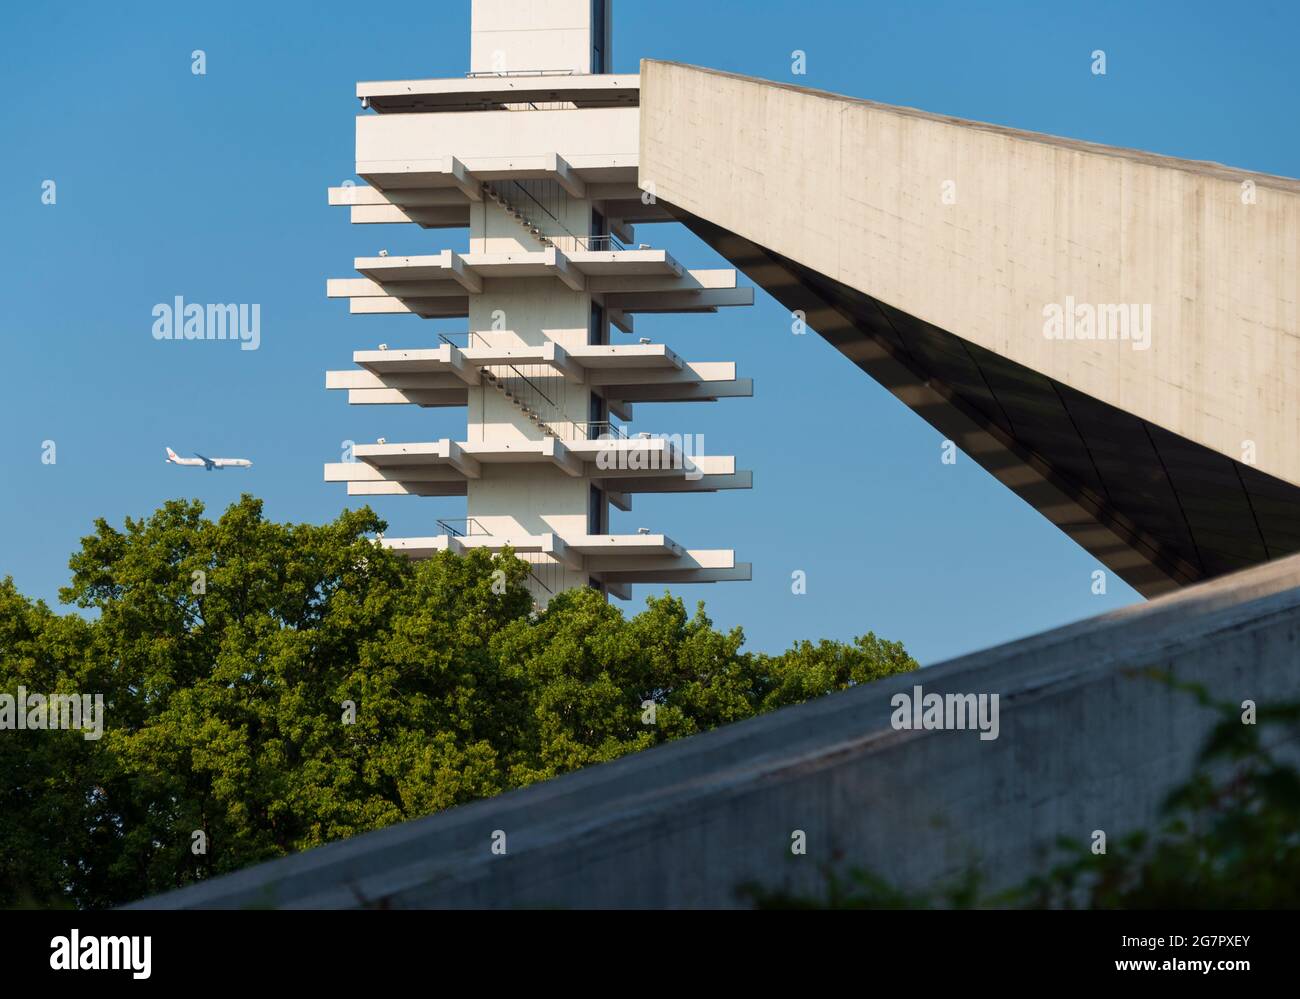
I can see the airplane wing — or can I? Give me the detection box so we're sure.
[194,453,215,470]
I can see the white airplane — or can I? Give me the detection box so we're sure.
[165,447,252,471]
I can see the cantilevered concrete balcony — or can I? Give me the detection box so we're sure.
[324,341,752,413]
[327,177,670,228]
[356,73,641,114]
[332,93,659,233]
[327,249,751,318]
[324,437,749,501]
[379,530,750,592]
[330,176,670,230]
[355,246,681,282]
[356,107,638,191]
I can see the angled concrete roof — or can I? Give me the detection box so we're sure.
[638,60,1300,597]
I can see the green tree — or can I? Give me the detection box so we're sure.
[0,495,917,908]
[0,579,100,907]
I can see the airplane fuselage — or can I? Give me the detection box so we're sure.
[166,448,252,470]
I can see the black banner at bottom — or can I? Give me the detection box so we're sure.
[0,908,1287,985]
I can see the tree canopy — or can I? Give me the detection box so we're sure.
[0,495,916,908]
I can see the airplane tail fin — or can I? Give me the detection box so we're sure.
[165,447,178,462]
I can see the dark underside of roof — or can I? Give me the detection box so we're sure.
[669,205,1300,595]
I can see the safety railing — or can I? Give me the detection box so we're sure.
[484,361,557,416]
[465,69,582,78]
[574,421,627,440]
[485,181,638,255]
[523,557,561,605]
[437,331,487,350]
[436,518,489,539]
[505,179,569,231]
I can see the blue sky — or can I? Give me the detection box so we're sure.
[1,0,1295,664]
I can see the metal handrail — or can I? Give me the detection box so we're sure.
[440,332,555,408]
[436,523,557,600]
[573,233,627,252]
[437,517,489,538]
[527,567,555,595]
[503,179,567,229]
[449,324,564,435]
[487,182,634,255]
[440,336,622,443]
[577,421,626,440]
[465,69,583,78]
[492,361,557,411]
[437,331,484,350]
[539,233,630,254]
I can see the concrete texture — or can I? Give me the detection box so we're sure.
[638,61,1300,597]
[133,551,1300,909]
[470,0,611,76]
[329,18,753,603]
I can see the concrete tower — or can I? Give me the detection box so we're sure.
[325,0,753,604]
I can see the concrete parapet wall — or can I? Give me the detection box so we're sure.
[135,553,1300,908]
[639,60,1300,489]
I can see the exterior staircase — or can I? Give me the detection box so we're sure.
[473,182,596,440]
[438,331,563,438]
[480,367,561,439]
[482,181,556,249]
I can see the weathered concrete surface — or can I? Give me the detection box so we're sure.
[639,60,1300,484]
[638,61,1300,598]
[136,552,1300,908]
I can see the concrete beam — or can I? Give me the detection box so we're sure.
[347,388,470,407]
[639,59,1300,593]
[540,437,584,477]
[547,153,587,199]
[604,288,754,312]
[587,362,735,386]
[604,581,633,601]
[595,471,753,494]
[608,308,634,334]
[593,563,753,584]
[446,155,483,202]
[444,250,484,294]
[543,342,585,383]
[346,481,468,497]
[606,379,754,404]
[586,269,736,293]
[545,248,585,292]
[444,440,482,479]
